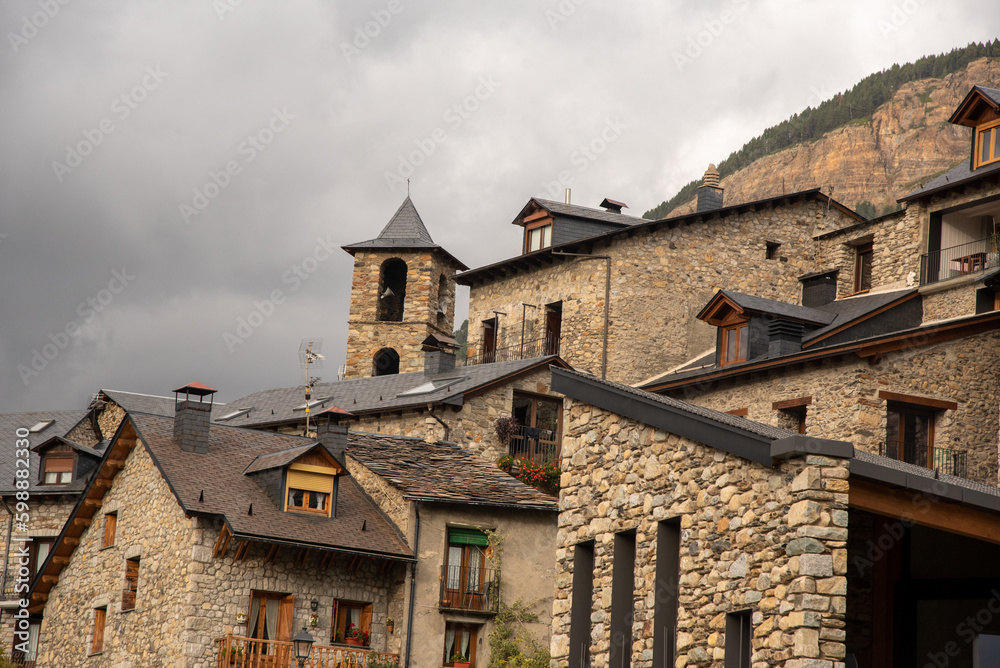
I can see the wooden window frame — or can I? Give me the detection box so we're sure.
[975,119,1000,169]
[122,558,139,611]
[524,221,553,254]
[91,607,106,655]
[443,621,480,667]
[285,488,330,515]
[720,321,749,366]
[41,455,74,485]
[103,512,118,548]
[27,538,54,579]
[772,397,812,435]
[247,591,295,642]
[331,599,373,645]
[853,242,873,293]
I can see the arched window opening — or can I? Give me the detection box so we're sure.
[373,348,400,376]
[377,259,407,322]
[437,274,450,326]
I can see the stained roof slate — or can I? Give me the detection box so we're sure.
[0,410,102,495]
[802,289,916,343]
[130,413,412,558]
[899,158,1000,201]
[218,356,564,429]
[99,389,228,418]
[244,442,333,474]
[346,433,558,510]
[527,198,647,227]
[713,290,836,325]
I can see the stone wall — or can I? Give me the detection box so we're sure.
[552,400,849,668]
[96,402,126,440]
[663,329,1000,484]
[344,249,460,378]
[467,200,855,385]
[921,277,983,321]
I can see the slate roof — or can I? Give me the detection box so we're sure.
[342,197,469,270]
[526,198,648,227]
[98,389,227,418]
[977,86,1000,106]
[0,410,104,495]
[217,356,564,429]
[244,442,330,474]
[130,413,412,558]
[899,159,1000,202]
[346,432,558,510]
[802,289,915,343]
[710,290,836,325]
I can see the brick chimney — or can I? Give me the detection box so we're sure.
[315,406,353,465]
[172,383,216,454]
[421,334,458,375]
[696,164,724,213]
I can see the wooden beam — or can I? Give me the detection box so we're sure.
[213,526,232,559]
[63,537,79,547]
[877,390,958,411]
[41,575,58,585]
[84,498,103,508]
[265,544,279,564]
[72,517,91,528]
[93,479,113,490]
[850,478,1000,546]
[52,556,70,566]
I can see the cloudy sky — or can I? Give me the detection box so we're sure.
[1,1,996,412]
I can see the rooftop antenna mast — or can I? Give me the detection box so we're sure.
[298,338,325,434]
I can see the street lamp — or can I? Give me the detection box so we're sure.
[292,627,315,668]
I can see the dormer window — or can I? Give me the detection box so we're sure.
[287,488,329,514]
[279,446,343,518]
[525,223,552,253]
[721,322,748,365]
[976,120,1000,168]
[42,455,73,485]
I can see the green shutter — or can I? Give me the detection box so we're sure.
[448,528,488,546]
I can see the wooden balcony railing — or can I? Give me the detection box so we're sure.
[215,634,398,668]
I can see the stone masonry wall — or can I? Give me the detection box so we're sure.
[921,278,985,321]
[345,250,459,378]
[467,200,855,386]
[664,329,1000,484]
[552,400,850,668]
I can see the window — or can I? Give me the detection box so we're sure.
[248,591,295,642]
[443,529,492,611]
[510,392,562,463]
[724,610,752,668]
[42,455,73,485]
[654,520,680,668]
[525,223,552,253]
[103,512,117,548]
[12,621,39,665]
[373,347,400,376]
[444,622,479,666]
[854,242,873,293]
[885,403,935,468]
[569,541,595,668]
[91,607,107,654]
[286,488,329,513]
[122,558,139,611]
[976,287,1000,314]
[376,258,407,321]
[544,301,562,355]
[765,241,781,260]
[610,530,636,668]
[975,120,1000,168]
[773,397,812,435]
[27,538,54,579]
[480,318,497,364]
[721,322,748,365]
[331,600,372,645]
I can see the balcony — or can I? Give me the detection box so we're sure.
[439,564,500,614]
[878,442,968,478]
[920,235,1000,285]
[214,635,398,668]
[462,334,558,366]
[507,425,560,465]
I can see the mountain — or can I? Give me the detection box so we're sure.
[646,46,1000,220]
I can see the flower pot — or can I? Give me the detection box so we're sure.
[454,662,470,668]
[387,620,394,634]
[345,638,362,646]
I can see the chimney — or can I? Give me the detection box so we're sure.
[315,406,353,465]
[564,188,571,204]
[800,271,838,307]
[421,334,458,375]
[766,319,804,358]
[172,383,217,454]
[696,164,724,213]
[599,198,627,214]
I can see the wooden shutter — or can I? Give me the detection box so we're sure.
[104,513,117,548]
[276,595,294,641]
[92,608,106,654]
[287,470,334,494]
[122,559,139,610]
[448,528,488,546]
[44,456,73,473]
[361,604,373,636]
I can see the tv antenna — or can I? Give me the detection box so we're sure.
[298,338,325,433]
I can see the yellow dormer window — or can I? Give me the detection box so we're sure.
[283,447,341,517]
[976,120,1000,168]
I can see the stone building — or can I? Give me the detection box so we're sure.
[548,366,1000,668]
[342,197,468,379]
[0,409,103,665]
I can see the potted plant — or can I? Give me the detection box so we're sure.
[344,623,369,646]
[451,652,470,668]
[386,616,394,634]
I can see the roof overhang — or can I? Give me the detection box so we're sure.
[948,85,1000,127]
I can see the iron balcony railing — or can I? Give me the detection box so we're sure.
[461,334,559,366]
[919,235,1000,285]
[508,425,560,465]
[439,564,500,613]
[878,442,968,478]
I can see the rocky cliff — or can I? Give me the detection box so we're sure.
[666,58,1000,217]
